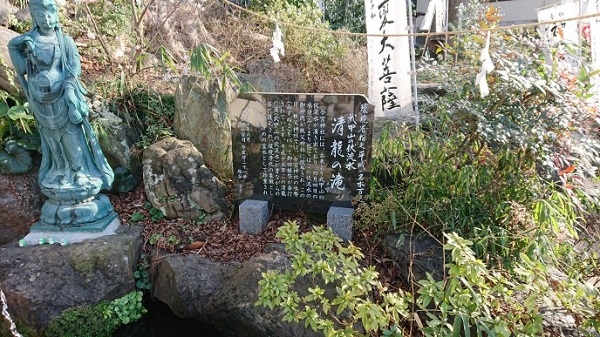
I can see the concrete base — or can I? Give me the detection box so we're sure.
[327,206,354,241]
[21,216,121,246]
[239,199,270,234]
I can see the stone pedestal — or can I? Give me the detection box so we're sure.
[22,216,121,246]
[38,194,116,228]
[24,194,120,245]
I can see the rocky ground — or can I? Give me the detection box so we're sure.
[109,184,406,291]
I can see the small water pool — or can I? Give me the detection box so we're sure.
[112,298,226,337]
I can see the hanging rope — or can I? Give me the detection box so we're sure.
[216,0,600,38]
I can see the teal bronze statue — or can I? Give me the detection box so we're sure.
[8,0,117,230]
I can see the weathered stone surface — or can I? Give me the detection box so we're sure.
[0,225,143,336]
[0,26,21,97]
[237,73,275,92]
[0,162,44,245]
[13,7,28,22]
[88,96,142,178]
[0,0,18,27]
[383,234,444,285]
[541,306,584,337]
[1,288,20,337]
[152,252,319,337]
[174,75,236,180]
[143,137,229,220]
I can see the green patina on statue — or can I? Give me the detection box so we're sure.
[8,0,116,230]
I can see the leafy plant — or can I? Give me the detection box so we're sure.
[0,140,32,174]
[418,1,600,186]
[361,121,544,267]
[104,291,147,325]
[148,232,163,245]
[7,14,31,34]
[0,91,40,174]
[416,233,544,336]
[256,0,349,83]
[256,222,597,336]
[45,302,119,337]
[134,253,152,291]
[323,0,365,33]
[256,221,413,336]
[130,211,144,223]
[113,87,175,149]
[0,93,36,138]
[111,166,138,193]
[190,43,254,94]
[46,291,145,337]
[144,201,164,222]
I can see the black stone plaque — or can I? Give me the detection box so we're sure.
[231,93,374,213]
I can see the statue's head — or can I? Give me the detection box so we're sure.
[29,0,59,33]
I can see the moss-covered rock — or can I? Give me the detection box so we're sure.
[0,225,143,336]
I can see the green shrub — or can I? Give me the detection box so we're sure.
[0,91,39,174]
[323,0,365,33]
[45,302,119,337]
[256,221,412,336]
[256,222,600,336]
[416,233,544,336]
[362,121,545,267]
[113,87,175,149]
[363,0,600,268]
[254,0,349,82]
[45,291,146,337]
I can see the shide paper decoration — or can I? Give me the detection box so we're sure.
[475,31,495,98]
[270,23,285,62]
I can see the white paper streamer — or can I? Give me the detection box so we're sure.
[270,24,285,63]
[475,32,495,98]
[1,289,23,337]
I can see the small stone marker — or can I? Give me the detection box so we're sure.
[231,93,374,238]
[239,199,270,234]
[327,206,354,241]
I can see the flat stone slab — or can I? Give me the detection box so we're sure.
[20,217,121,246]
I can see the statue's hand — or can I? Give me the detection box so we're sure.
[68,105,83,124]
[13,35,34,53]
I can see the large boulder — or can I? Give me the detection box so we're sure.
[0,26,22,98]
[152,251,319,337]
[383,234,444,286]
[143,137,229,221]
[0,225,143,336]
[174,75,236,180]
[0,163,44,245]
[88,95,142,180]
[0,0,18,27]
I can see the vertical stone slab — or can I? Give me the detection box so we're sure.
[174,75,236,180]
[231,93,374,213]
